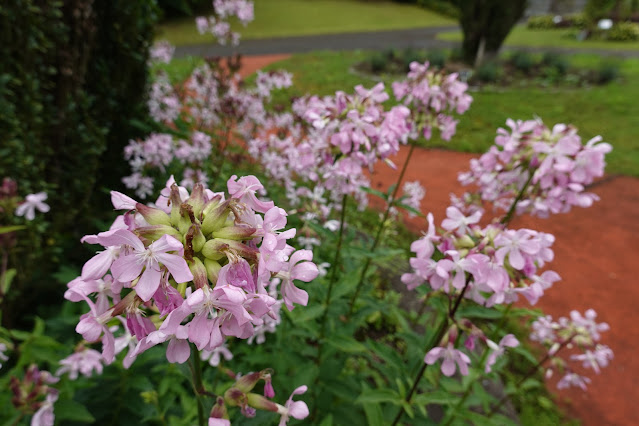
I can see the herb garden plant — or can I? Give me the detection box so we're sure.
[0,1,614,425]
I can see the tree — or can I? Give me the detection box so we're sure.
[457,0,528,66]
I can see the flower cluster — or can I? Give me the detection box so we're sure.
[10,365,58,426]
[250,82,412,217]
[249,62,471,220]
[123,132,213,197]
[65,176,318,368]
[424,325,519,377]
[207,369,308,424]
[392,61,472,141]
[196,0,254,45]
[457,118,612,218]
[531,309,613,390]
[130,61,293,197]
[149,40,175,64]
[402,208,559,307]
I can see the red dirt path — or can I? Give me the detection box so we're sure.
[242,55,639,426]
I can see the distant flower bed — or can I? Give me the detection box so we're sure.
[355,48,622,87]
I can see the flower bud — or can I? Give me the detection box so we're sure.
[188,183,206,218]
[246,393,279,412]
[135,225,182,242]
[135,203,171,226]
[204,258,222,283]
[212,226,256,241]
[189,257,209,289]
[456,235,475,249]
[210,396,228,419]
[202,239,258,261]
[201,201,231,235]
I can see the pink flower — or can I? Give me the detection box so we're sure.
[424,343,471,376]
[485,334,519,373]
[15,192,49,220]
[104,229,193,302]
[277,385,309,425]
[56,348,104,380]
[277,250,318,310]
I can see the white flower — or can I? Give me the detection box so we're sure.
[15,192,50,220]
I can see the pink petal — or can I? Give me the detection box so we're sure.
[156,253,193,283]
[111,255,143,282]
[98,228,145,252]
[135,267,163,302]
[166,337,190,364]
[291,262,319,282]
[81,250,115,280]
[441,358,456,376]
[424,347,444,365]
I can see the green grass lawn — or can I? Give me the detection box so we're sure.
[438,25,639,51]
[157,0,454,46]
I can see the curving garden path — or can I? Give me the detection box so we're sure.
[240,54,639,426]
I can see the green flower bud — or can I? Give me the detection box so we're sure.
[212,226,256,240]
[201,200,231,235]
[204,258,222,283]
[135,203,171,226]
[188,257,209,289]
[246,393,279,413]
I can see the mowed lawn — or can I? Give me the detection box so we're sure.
[438,25,639,51]
[157,0,454,46]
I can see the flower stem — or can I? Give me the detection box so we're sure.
[487,335,574,417]
[501,170,534,226]
[391,277,471,426]
[189,344,206,426]
[318,194,348,346]
[347,143,416,318]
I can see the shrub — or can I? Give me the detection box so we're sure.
[597,61,621,83]
[475,60,501,82]
[542,51,570,75]
[370,52,389,73]
[427,49,448,69]
[0,0,158,327]
[417,0,460,18]
[607,21,639,40]
[511,50,537,73]
[528,15,557,29]
[401,47,426,71]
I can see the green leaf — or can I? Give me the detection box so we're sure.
[55,399,95,423]
[394,202,425,217]
[360,186,389,201]
[319,414,334,426]
[413,390,458,405]
[326,334,367,353]
[291,304,325,322]
[1,268,16,294]
[456,305,503,319]
[356,388,401,404]
[0,225,25,234]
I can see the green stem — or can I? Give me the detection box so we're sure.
[347,143,416,317]
[442,348,491,426]
[442,302,514,424]
[318,194,348,345]
[391,277,471,426]
[501,170,534,226]
[189,344,206,426]
[487,335,574,417]
[211,123,233,186]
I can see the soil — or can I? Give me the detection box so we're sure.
[240,54,639,426]
[367,147,639,426]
